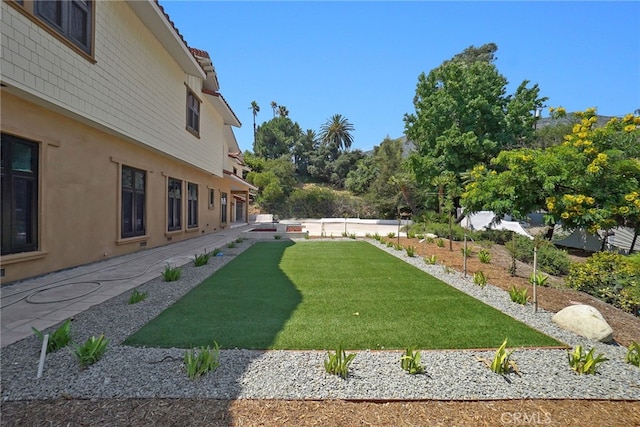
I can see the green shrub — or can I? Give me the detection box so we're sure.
[478,249,491,264]
[32,319,72,353]
[162,264,182,282]
[393,243,403,251]
[227,241,237,249]
[478,339,519,376]
[460,247,472,257]
[529,272,549,287]
[212,248,222,256]
[424,254,437,265]
[567,345,607,375]
[184,342,220,380]
[509,285,528,305]
[475,229,514,245]
[349,233,357,239]
[405,246,416,257]
[436,238,445,248]
[505,236,570,275]
[387,232,396,239]
[566,251,639,314]
[324,345,356,379]
[473,271,487,288]
[128,289,148,304]
[626,341,640,368]
[274,234,282,240]
[194,251,212,267]
[400,347,425,374]
[72,335,109,368]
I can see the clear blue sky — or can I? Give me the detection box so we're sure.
[159,1,640,153]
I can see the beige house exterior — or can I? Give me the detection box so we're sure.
[1,0,255,283]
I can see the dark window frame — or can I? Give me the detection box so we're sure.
[186,88,201,136]
[1,133,39,255]
[167,177,182,231]
[11,0,93,57]
[220,191,228,223]
[121,166,146,239]
[187,182,198,228]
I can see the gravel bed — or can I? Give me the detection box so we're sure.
[2,238,639,402]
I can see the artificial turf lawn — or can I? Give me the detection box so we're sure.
[124,241,562,350]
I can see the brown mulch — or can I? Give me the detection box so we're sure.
[2,398,640,427]
[3,237,639,426]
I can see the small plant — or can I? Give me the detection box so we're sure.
[227,241,237,249]
[460,247,472,257]
[194,250,212,267]
[235,237,244,243]
[32,319,72,353]
[365,233,372,239]
[386,241,393,248]
[341,231,348,237]
[128,289,148,304]
[424,254,437,265]
[473,271,487,288]
[426,236,434,244]
[349,233,357,239]
[373,233,381,241]
[162,264,182,282]
[478,249,491,264]
[478,339,520,376]
[436,238,444,248]
[442,264,453,274]
[393,243,403,251]
[274,234,282,240]
[508,285,528,305]
[387,232,396,239]
[529,272,549,287]
[324,345,356,379]
[626,341,640,367]
[72,334,109,368]
[405,246,416,257]
[212,248,222,256]
[184,342,220,380]
[567,345,608,375]
[400,347,425,374]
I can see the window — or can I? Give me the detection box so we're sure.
[13,0,93,55]
[186,89,200,135]
[1,134,39,255]
[187,182,198,228]
[220,191,228,223]
[167,178,182,231]
[208,188,215,209]
[121,166,145,238]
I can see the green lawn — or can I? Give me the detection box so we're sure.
[124,241,562,350]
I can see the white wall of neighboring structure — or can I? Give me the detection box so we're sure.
[0,0,225,176]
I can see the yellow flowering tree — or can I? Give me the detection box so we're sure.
[463,108,640,243]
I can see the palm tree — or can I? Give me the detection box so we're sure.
[277,105,289,117]
[249,101,260,145]
[319,114,355,152]
[270,101,278,118]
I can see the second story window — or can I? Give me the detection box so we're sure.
[28,0,93,55]
[186,88,200,136]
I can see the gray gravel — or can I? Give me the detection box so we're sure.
[2,238,639,402]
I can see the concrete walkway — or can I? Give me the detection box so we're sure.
[1,224,252,348]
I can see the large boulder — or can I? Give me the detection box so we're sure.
[552,304,614,343]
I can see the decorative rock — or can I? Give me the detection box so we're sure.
[551,304,614,343]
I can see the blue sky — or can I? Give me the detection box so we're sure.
[160,1,640,152]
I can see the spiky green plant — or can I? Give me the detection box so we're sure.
[424,254,437,265]
[478,249,491,264]
[387,232,396,239]
[324,346,356,379]
[405,246,416,257]
[162,264,182,282]
[184,342,220,380]
[32,319,72,353]
[128,289,148,305]
[194,250,212,267]
[509,285,528,305]
[529,272,549,287]
[436,238,444,248]
[473,271,487,288]
[400,347,425,374]
[72,335,109,368]
[568,345,608,374]
[478,339,520,376]
[626,341,640,367]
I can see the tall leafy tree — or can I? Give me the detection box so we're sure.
[292,129,318,178]
[320,114,355,153]
[253,116,302,159]
[270,101,278,118]
[404,43,547,188]
[249,101,260,146]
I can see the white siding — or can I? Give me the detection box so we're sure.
[1,1,226,176]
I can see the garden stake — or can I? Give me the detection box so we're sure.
[37,334,49,379]
[533,246,538,313]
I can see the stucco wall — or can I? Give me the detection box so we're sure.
[1,93,234,283]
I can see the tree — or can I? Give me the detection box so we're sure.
[246,156,297,216]
[253,116,302,159]
[277,105,289,117]
[249,101,260,146]
[320,114,355,153]
[404,43,547,189]
[462,108,640,241]
[292,129,318,179]
[270,101,278,118]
